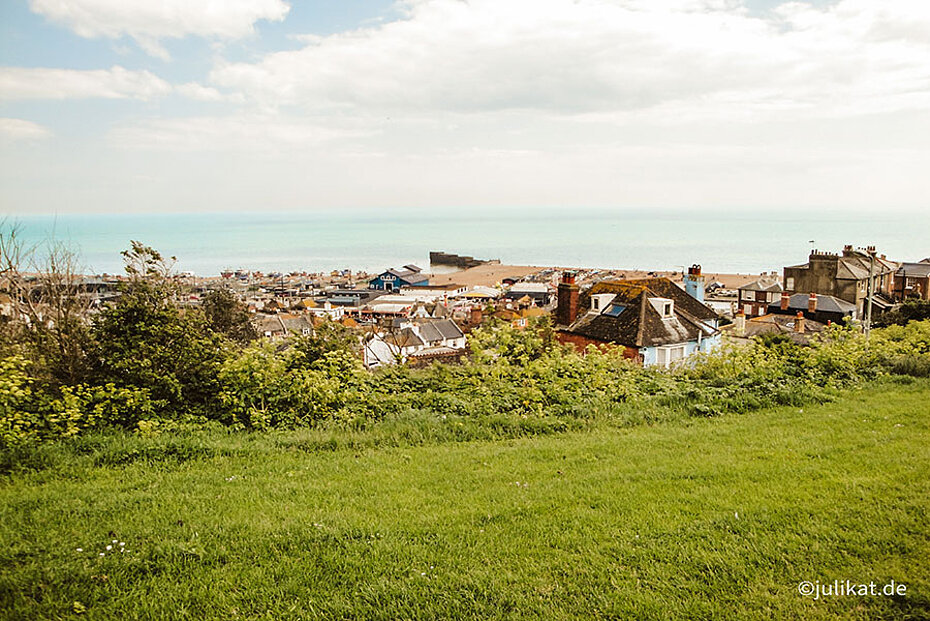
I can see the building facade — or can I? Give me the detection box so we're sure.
[783,245,897,318]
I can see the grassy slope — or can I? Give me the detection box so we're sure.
[1,378,929,620]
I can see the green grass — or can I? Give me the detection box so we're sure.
[2,378,929,620]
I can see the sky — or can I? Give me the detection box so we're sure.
[1,0,928,215]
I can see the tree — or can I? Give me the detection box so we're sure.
[90,243,228,419]
[0,222,94,386]
[202,288,257,344]
[287,319,359,369]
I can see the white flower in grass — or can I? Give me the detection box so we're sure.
[112,540,118,544]
[106,545,112,550]
[99,552,105,556]
[119,542,125,547]
[76,548,83,552]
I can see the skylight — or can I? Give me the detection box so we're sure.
[604,304,627,317]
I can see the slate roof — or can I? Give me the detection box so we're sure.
[579,278,718,323]
[431,318,464,340]
[279,314,314,335]
[566,278,718,348]
[386,267,424,280]
[724,314,827,344]
[897,262,930,278]
[739,279,782,293]
[767,293,856,315]
[384,328,424,348]
[417,321,446,344]
[252,314,286,335]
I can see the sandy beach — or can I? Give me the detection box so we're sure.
[429,263,776,290]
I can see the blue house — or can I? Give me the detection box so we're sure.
[556,276,722,367]
[369,265,429,291]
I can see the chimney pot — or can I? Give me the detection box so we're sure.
[808,292,818,313]
[795,311,805,333]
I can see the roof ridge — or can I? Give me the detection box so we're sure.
[635,291,648,347]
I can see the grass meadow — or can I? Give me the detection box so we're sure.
[1,377,929,620]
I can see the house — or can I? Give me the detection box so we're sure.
[303,301,345,321]
[362,318,466,368]
[251,313,314,339]
[767,292,856,325]
[502,282,551,307]
[737,278,783,317]
[554,272,721,367]
[783,245,898,318]
[722,311,828,346]
[369,265,428,291]
[398,283,467,300]
[461,286,501,300]
[893,261,930,300]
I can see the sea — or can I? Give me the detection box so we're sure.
[6,208,928,277]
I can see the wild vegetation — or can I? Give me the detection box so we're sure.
[2,230,930,451]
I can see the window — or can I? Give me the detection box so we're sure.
[656,345,687,368]
[592,298,600,310]
[786,277,795,290]
[604,304,627,317]
[664,303,672,317]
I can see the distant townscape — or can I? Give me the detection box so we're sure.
[11,245,925,371]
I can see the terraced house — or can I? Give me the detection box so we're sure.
[783,245,898,318]
[554,273,721,367]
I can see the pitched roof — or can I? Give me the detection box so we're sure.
[723,313,827,343]
[739,279,783,293]
[897,262,930,278]
[431,318,464,340]
[384,266,426,281]
[384,327,424,348]
[279,314,314,334]
[417,322,445,343]
[567,278,718,348]
[767,293,856,314]
[580,278,718,323]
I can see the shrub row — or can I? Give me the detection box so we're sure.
[3,319,929,448]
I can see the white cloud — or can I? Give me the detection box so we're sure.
[206,0,929,120]
[0,66,172,100]
[108,114,371,152]
[175,82,234,103]
[29,0,290,59]
[8,0,928,213]
[0,118,53,142]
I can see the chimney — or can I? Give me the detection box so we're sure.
[556,271,580,326]
[780,292,790,311]
[469,306,483,326]
[808,293,817,313]
[734,312,746,337]
[684,264,705,303]
[795,311,805,333]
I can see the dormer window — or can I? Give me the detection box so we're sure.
[592,293,616,312]
[648,297,674,318]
